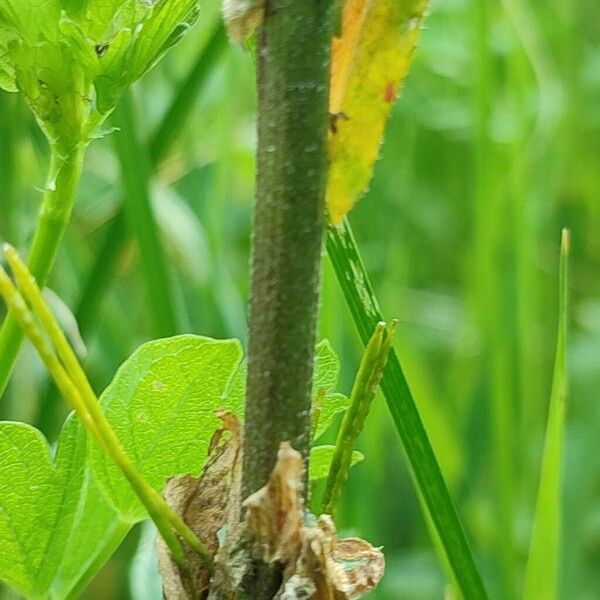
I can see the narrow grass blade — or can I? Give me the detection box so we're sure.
[74,28,228,338]
[326,219,488,599]
[523,229,569,600]
[149,23,227,164]
[112,92,178,338]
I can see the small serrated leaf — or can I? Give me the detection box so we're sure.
[310,445,364,482]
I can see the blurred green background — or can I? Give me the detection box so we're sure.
[1,0,599,598]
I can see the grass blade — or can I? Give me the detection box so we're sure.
[326,219,488,599]
[112,92,178,337]
[523,229,569,600]
[74,27,228,337]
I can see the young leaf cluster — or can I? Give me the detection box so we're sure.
[0,0,200,149]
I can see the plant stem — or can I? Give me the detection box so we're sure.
[0,143,85,396]
[240,1,333,596]
[243,1,333,495]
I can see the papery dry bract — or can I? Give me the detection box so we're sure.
[222,0,264,42]
[158,411,243,599]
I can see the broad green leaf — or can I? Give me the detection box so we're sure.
[0,417,86,599]
[327,0,427,223]
[310,445,364,482]
[0,415,131,600]
[0,335,349,598]
[53,471,126,600]
[90,335,243,521]
[523,231,569,600]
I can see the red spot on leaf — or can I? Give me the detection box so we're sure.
[384,82,396,103]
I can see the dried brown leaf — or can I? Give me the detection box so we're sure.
[158,411,243,599]
[242,442,305,568]
[280,515,384,600]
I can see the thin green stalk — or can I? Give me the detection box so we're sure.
[0,250,213,571]
[326,220,488,600]
[112,92,178,337]
[523,229,569,600]
[0,142,86,396]
[322,320,395,516]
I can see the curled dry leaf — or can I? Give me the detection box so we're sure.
[243,442,306,569]
[240,443,384,599]
[158,434,383,598]
[280,515,384,600]
[157,411,243,599]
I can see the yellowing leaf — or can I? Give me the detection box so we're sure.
[327,0,427,224]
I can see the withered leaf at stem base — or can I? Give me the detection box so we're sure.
[158,411,243,599]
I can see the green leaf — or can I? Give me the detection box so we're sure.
[523,230,569,600]
[314,339,341,394]
[310,445,364,482]
[0,335,350,598]
[53,472,127,600]
[0,417,89,598]
[313,392,350,441]
[0,0,201,144]
[90,335,243,521]
[312,339,351,440]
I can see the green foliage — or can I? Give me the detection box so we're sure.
[0,418,84,599]
[310,445,364,482]
[523,231,569,600]
[0,334,354,598]
[90,335,243,521]
[0,0,201,147]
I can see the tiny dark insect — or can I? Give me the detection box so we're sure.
[328,111,349,134]
[95,44,109,58]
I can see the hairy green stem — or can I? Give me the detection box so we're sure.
[243,2,333,494]
[240,1,334,597]
[0,143,85,396]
